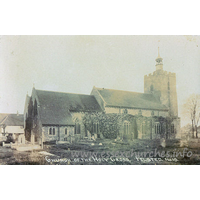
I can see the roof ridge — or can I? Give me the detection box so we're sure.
[35,89,94,97]
[95,87,152,95]
[0,113,23,116]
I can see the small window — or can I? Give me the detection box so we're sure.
[53,128,55,135]
[123,109,128,114]
[49,128,51,135]
[65,128,68,135]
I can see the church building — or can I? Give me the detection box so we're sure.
[91,48,180,140]
[24,49,180,143]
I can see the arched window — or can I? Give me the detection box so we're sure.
[75,123,81,134]
[49,127,56,135]
[49,128,52,135]
[53,128,55,135]
[93,122,99,134]
[74,118,81,135]
[65,128,68,135]
[155,122,161,134]
[124,121,130,135]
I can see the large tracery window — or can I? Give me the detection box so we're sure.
[75,122,81,134]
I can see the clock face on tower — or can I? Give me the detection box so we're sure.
[156,58,163,65]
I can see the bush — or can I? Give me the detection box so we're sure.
[83,113,122,139]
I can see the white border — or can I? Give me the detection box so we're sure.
[1,1,199,200]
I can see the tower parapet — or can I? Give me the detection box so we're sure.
[145,71,176,78]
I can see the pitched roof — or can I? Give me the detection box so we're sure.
[0,113,8,123]
[95,87,168,111]
[35,89,102,125]
[0,114,24,126]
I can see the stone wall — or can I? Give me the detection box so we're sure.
[42,126,58,142]
[105,106,168,117]
[117,114,176,141]
[144,70,178,117]
[41,125,83,142]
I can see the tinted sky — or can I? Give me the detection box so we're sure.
[0,35,200,127]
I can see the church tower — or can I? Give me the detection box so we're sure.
[144,48,178,117]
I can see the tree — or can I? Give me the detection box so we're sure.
[180,124,192,139]
[183,94,200,138]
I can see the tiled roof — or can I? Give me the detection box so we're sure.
[35,89,102,125]
[0,114,24,126]
[95,87,168,111]
[0,113,8,123]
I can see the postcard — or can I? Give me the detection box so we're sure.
[0,35,199,165]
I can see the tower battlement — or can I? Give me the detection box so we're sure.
[144,71,176,78]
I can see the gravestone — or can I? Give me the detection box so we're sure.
[161,138,166,148]
[18,135,25,144]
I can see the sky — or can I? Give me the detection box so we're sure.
[0,35,200,127]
